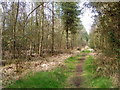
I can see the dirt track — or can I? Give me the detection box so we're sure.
[69,53,87,88]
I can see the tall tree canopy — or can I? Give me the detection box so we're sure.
[61,2,81,49]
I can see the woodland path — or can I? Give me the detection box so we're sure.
[3,49,93,88]
[67,52,88,88]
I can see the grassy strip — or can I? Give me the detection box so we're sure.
[7,55,80,88]
[81,49,91,53]
[82,55,114,88]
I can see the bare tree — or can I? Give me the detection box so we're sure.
[51,2,54,54]
[40,2,44,56]
[12,2,19,59]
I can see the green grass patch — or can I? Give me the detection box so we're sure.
[82,55,114,88]
[65,56,79,74]
[8,67,69,88]
[83,56,96,73]
[81,49,91,53]
[8,55,80,88]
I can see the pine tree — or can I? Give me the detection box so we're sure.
[61,2,80,49]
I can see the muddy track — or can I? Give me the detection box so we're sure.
[69,53,87,88]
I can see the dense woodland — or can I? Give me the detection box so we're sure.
[0,1,120,88]
[1,2,87,60]
[89,2,120,86]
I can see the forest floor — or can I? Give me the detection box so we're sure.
[5,49,114,88]
[2,50,80,87]
[6,49,91,88]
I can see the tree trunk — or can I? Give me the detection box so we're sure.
[1,4,6,59]
[12,2,19,59]
[29,42,32,56]
[0,8,2,61]
[51,2,54,55]
[66,26,69,49]
[40,2,44,56]
[35,4,39,54]
[71,34,75,50]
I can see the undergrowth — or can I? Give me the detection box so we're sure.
[7,55,80,88]
[82,55,114,88]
